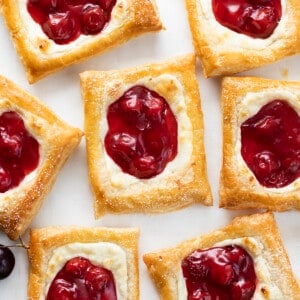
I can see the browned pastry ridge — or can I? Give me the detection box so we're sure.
[185,0,300,77]
[0,75,83,240]
[28,226,139,299]
[0,0,163,83]
[143,212,300,299]
[80,53,212,217]
[220,76,300,211]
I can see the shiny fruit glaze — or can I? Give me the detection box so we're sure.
[46,256,117,300]
[212,0,282,38]
[182,245,256,300]
[27,0,117,44]
[105,85,178,179]
[0,111,39,193]
[241,100,300,188]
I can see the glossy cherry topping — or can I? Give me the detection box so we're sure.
[212,0,282,39]
[182,245,256,300]
[27,0,117,44]
[241,100,300,188]
[46,256,117,300]
[0,111,39,193]
[105,85,178,179]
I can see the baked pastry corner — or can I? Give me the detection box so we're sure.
[220,76,300,211]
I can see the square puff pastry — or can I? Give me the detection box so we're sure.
[185,0,300,77]
[28,226,139,300]
[143,212,300,299]
[0,75,83,240]
[80,53,212,217]
[220,76,300,211]
[0,0,163,84]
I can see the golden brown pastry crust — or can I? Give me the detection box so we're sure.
[0,0,163,83]
[220,76,300,210]
[143,212,300,300]
[28,226,139,300]
[185,0,300,77]
[0,75,83,240]
[80,53,212,217]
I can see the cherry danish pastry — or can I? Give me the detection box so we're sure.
[81,54,212,217]
[0,75,82,240]
[220,76,300,211]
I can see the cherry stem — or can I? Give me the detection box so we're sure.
[0,236,29,250]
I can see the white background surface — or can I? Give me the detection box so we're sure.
[0,1,299,299]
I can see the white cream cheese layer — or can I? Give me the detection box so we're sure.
[178,237,283,299]
[18,0,128,56]
[196,0,288,50]
[99,74,193,195]
[235,88,300,193]
[43,242,127,300]
[0,101,44,210]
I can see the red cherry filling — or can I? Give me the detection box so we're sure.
[212,0,282,39]
[104,85,178,179]
[27,0,116,44]
[181,245,257,300]
[46,256,117,300]
[0,111,39,193]
[241,100,300,188]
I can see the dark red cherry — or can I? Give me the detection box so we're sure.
[48,279,78,299]
[109,133,137,163]
[105,85,178,179]
[81,4,107,34]
[212,0,282,38]
[209,264,234,286]
[182,245,256,300]
[231,281,256,300]
[27,0,117,44]
[241,100,300,188]
[42,12,78,44]
[0,112,40,193]
[46,257,117,300]
[0,167,11,192]
[129,155,159,178]
[0,131,23,158]
[0,245,15,280]
[65,257,89,278]
[85,266,111,294]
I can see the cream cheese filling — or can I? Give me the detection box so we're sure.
[196,0,288,51]
[43,242,127,300]
[18,0,129,56]
[178,237,283,299]
[235,88,300,193]
[99,74,193,195]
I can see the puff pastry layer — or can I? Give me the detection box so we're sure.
[0,0,163,83]
[80,54,212,217]
[0,75,82,240]
[220,76,300,211]
[185,0,300,77]
[143,212,300,299]
[28,226,139,300]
